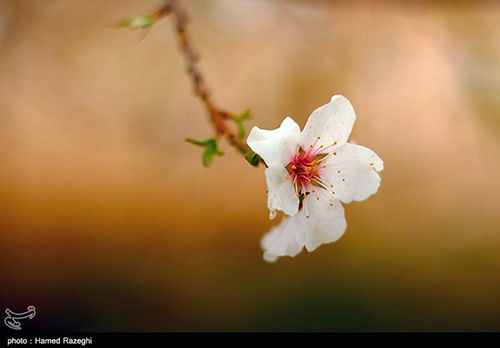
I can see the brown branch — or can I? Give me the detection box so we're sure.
[157,0,253,157]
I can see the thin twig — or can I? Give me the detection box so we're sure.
[157,0,253,157]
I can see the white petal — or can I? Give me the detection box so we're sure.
[260,213,305,262]
[247,117,301,166]
[303,198,347,252]
[299,95,356,149]
[322,143,383,204]
[265,165,299,218]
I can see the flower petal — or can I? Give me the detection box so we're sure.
[322,143,383,204]
[265,165,300,218]
[247,117,301,166]
[303,198,347,252]
[260,213,305,262]
[299,95,356,149]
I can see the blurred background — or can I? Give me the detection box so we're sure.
[0,0,499,331]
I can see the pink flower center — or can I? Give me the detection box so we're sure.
[284,138,339,218]
[286,148,324,191]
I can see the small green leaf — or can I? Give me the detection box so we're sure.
[233,110,252,140]
[202,146,215,167]
[235,120,246,140]
[186,137,224,167]
[234,110,252,122]
[186,138,215,147]
[245,151,260,167]
[116,15,157,29]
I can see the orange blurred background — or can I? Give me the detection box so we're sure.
[0,0,499,331]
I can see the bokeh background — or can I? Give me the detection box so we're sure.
[0,0,499,331]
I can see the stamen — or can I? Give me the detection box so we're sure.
[315,187,334,204]
[307,136,324,155]
[286,141,335,195]
[312,141,338,156]
[316,155,330,164]
[313,178,328,191]
[314,178,332,192]
[303,199,311,219]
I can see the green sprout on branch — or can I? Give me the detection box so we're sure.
[186,138,224,167]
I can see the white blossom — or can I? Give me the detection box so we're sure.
[247,95,383,262]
